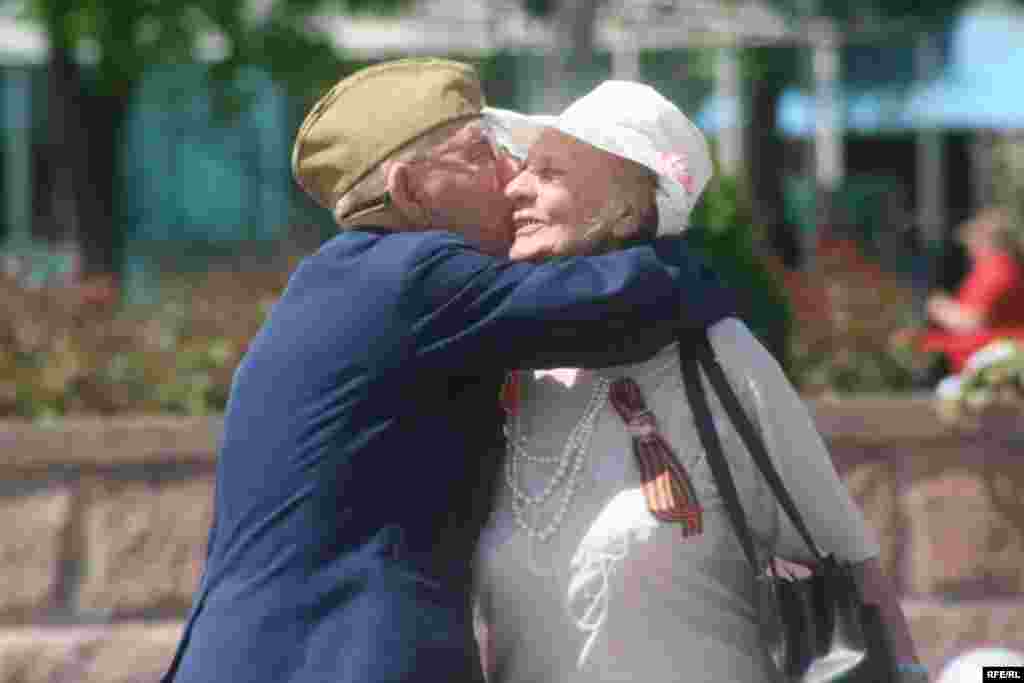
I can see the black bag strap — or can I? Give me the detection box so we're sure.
[678,342,762,571]
[679,333,825,564]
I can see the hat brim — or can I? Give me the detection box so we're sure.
[484,107,697,235]
[488,107,666,178]
[482,107,556,160]
[336,197,391,228]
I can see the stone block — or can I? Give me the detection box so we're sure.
[0,622,183,683]
[0,417,220,467]
[836,458,900,582]
[78,474,214,614]
[0,627,86,683]
[79,622,183,683]
[902,445,1024,597]
[810,396,953,445]
[904,600,1024,673]
[0,486,71,614]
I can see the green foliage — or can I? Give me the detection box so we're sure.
[6,0,412,107]
[0,225,931,423]
[0,268,290,421]
[765,0,972,30]
[681,173,924,395]
[521,0,555,18]
[935,340,1024,423]
[684,174,794,368]
[4,0,414,279]
[740,45,802,87]
[781,235,925,395]
[992,135,1024,255]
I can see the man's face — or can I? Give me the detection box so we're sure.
[408,121,521,257]
[504,129,625,261]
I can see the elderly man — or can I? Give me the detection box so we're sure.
[160,58,737,683]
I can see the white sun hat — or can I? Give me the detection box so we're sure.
[483,80,714,235]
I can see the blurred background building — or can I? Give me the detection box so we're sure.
[1,0,1023,397]
[1,0,1022,293]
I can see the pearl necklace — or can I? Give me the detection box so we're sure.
[504,375,610,544]
[503,350,679,548]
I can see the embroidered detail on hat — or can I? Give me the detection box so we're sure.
[657,151,696,194]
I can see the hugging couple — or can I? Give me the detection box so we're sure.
[161,58,920,683]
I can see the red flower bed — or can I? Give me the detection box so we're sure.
[771,231,925,395]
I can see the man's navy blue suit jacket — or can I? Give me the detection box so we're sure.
[161,228,736,683]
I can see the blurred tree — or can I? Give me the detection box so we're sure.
[739,45,802,267]
[518,0,603,111]
[767,0,966,30]
[3,0,408,279]
[993,133,1024,246]
[685,173,794,369]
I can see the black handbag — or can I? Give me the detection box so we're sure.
[677,333,897,682]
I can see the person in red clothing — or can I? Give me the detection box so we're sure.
[912,207,1024,372]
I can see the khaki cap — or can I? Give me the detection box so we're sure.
[291,58,485,223]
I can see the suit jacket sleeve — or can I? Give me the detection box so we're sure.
[403,231,738,372]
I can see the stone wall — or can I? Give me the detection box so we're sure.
[0,418,219,683]
[816,399,1024,674]
[1,399,1022,682]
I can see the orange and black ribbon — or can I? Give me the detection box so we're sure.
[608,377,703,537]
[500,371,521,417]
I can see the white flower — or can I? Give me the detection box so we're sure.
[966,339,1020,372]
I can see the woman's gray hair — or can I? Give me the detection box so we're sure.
[333,119,479,228]
[580,158,659,247]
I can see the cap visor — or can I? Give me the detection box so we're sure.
[482,107,556,159]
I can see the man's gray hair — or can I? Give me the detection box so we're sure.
[333,119,480,228]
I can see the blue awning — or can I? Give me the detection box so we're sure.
[696,87,917,136]
[905,9,1024,130]
[697,3,1024,135]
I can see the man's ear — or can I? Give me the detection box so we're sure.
[386,162,429,227]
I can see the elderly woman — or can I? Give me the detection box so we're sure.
[914,206,1024,372]
[475,82,924,683]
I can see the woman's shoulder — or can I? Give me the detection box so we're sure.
[593,341,679,379]
[599,319,764,385]
[704,317,789,393]
[707,317,761,356]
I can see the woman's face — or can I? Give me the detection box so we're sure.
[957,210,1008,260]
[504,129,629,261]
[409,121,522,257]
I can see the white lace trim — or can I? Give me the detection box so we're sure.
[565,488,657,670]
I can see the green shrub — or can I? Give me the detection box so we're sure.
[1,202,929,422]
[684,174,794,369]
[684,173,924,395]
[0,268,288,421]
[780,235,926,395]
